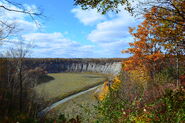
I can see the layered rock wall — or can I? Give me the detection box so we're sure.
[25,59,123,75]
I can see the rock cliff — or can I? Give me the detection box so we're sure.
[25,58,123,75]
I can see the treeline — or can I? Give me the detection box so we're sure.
[24,58,126,63]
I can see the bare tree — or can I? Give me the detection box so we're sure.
[0,1,43,118]
[0,0,43,24]
[0,0,43,45]
[5,39,31,112]
[2,39,47,117]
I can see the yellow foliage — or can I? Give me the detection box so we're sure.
[98,81,109,101]
[128,66,150,88]
[111,76,121,90]
[96,76,121,101]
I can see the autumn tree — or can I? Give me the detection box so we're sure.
[122,8,166,82]
[123,0,185,87]
[139,0,185,86]
[139,0,185,54]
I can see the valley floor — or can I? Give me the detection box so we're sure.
[34,73,107,103]
[34,72,108,121]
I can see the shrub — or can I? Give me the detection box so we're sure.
[94,69,184,123]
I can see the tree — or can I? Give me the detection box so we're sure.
[0,0,42,22]
[5,39,31,112]
[0,0,43,116]
[0,20,16,44]
[122,0,185,86]
[148,1,185,86]
[0,0,43,45]
[74,0,133,14]
[138,0,185,53]
[122,8,165,80]
[138,0,185,87]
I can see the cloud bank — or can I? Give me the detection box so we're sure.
[1,1,139,58]
[72,7,139,58]
[23,32,95,58]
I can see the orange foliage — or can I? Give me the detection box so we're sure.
[122,0,185,80]
[122,0,185,73]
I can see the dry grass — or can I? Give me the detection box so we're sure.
[34,73,107,103]
[46,87,100,122]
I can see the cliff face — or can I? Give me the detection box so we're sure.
[25,59,123,75]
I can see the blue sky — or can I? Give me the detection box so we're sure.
[1,0,140,58]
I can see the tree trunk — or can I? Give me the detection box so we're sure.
[19,60,23,112]
[176,52,180,88]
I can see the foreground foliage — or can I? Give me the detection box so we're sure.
[95,74,185,123]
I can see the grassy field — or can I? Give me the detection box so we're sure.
[34,73,107,103]
[46,86,101,122]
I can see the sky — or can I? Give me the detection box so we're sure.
[0,0,140,58]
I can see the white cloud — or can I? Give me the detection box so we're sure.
[71,7,106,26]
[22,32,96,58]
[0,1,25,20]
[14,20,37,33]
[84,10,140,57]
[1,1,139,58]
[0,1,39,34]
[21,8,138,58]
[87,10,136,43]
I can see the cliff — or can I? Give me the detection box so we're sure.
[25,58,124,75]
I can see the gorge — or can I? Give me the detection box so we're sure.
[25,58,123,75]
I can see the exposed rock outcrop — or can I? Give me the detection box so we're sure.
[25,58,123,75]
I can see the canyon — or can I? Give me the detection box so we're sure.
[25,58,123,75]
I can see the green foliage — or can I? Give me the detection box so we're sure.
[93,67,185,123]
[57,113,67,122]
[94,83,185,123]
[154,65,185,84]
[74,0,133,14]
[95,91,125,123]
[46,113,81,123]
[0,113,39,123]
[153,89,185,122]
[154,67,176,84]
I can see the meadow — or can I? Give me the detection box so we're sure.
[34,73,108,104]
